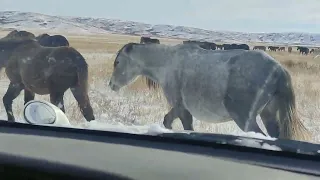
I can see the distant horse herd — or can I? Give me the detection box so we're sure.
[0,30,316,142]
[141,36,320,57]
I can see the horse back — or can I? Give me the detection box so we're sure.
[22,46,85,82]
[220,50,282,117]
[179,49,280,91]
[16,46,86,69]
[39,35,69,47]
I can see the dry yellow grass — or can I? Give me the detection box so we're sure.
[0,29,319,143]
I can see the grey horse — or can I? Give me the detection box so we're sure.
[109,42,311,141]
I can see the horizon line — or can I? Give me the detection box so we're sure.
[1,10,320,35]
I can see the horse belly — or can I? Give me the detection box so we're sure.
[185,100,232,123]
[21,72,50,95]
[24,82,50,95]
[181,78,232,123]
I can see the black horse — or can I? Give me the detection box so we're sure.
[297,46,309,55]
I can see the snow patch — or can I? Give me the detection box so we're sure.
[238,131,277,141]
[235,138,282,151]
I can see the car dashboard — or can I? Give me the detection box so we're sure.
[0,121,319,180]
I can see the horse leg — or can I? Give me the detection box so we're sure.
[224,96,267,136]
[70,86,95,121]
[163,107,179,129]
[24,89,35,105]
[50,91,65,113]
[163,107,194,130]
[3,82,24,122]
[242,112,266,136]
[260,97,280,138]
[178,109,194,131]
[234,113,266,136]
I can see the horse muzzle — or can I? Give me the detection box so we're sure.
[109,81,120,92]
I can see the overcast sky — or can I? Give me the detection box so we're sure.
[0,0,319,33]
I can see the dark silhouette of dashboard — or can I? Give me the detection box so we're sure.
[0,121,319,180]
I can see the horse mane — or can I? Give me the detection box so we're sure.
[144,77,160,90]
[114,42,161,90]
[3,30,36,40]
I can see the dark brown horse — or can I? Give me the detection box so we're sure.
[0,36,95,122]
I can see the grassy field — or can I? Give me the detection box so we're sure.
[0,29,319,143]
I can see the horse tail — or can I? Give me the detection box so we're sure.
[277,68,312,141]
[67,47,89,97]
[76,57,89,97]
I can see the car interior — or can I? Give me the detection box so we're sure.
[0,121,319,180]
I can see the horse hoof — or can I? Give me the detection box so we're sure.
[86,117,95,122]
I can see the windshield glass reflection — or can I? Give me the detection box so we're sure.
[0,1,319,151]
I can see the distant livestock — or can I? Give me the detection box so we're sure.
[253,46,266,51]
[223,43,249,50]
[311,48,320,59]
[216,44,224,50]
[278,47,285,51]
[268,46,279,51]
[297,46,309,55]
[183,40,216,50]
[140,36,160,44]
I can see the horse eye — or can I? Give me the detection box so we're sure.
[114,61,119,67]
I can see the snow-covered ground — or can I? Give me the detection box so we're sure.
[0,11,320,46]
[16,97,282,152]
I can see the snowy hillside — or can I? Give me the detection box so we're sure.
[0,11,320,46]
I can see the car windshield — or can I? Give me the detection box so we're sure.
[0,0,319,153]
